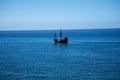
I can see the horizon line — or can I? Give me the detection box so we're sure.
[0,27,120,31]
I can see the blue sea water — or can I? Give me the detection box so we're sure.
[0,29,120,80]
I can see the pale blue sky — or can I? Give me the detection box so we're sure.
[0,0,120,30]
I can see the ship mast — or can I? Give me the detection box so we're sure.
[60,29,62,39]
[54,33,57,39]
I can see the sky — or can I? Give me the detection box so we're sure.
[0,0,120,30]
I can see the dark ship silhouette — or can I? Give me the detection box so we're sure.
[54,29,68,44]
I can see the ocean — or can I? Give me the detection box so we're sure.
[0,28,120,80]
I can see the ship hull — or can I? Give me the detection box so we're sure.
[54,37,68,44]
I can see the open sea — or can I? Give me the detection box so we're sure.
[0,28,120,80]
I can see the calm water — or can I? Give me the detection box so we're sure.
[0,29,120,80]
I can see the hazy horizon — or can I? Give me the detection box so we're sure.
[0,0,120,30]
[0,27,120,31]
